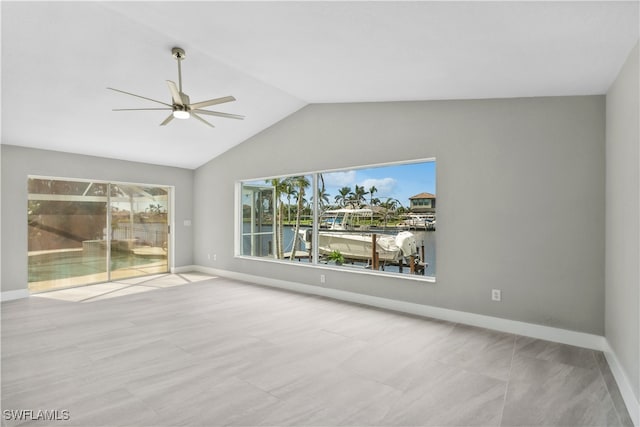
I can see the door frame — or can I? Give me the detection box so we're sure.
[27,175,174,291]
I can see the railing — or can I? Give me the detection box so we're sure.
[111,223,166,247]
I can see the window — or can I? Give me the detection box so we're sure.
[238,160,436,279]
[241,175,313,260]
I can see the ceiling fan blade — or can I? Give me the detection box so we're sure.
[189,96,236,110]
[193,109,245,120]
[191,112,215,128]
[166,80,183,106]
[160,114,175,126]
[113,108,172,111]
[107,87,172,107]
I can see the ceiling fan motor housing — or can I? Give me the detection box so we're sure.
[178,93,190,110]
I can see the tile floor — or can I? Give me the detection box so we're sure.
[1,273,634,426]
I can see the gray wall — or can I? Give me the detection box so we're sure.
[605,42,639,402]
[194,95,605,335]
[1,145,194,292]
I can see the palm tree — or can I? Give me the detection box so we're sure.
[283,181,295,224]
[380,198,398,228]
[315,187,331,211]
[334,186,352,207]
[288,176,311,261]
[368,185,378,223]
[147,203,163,215]
[379,198,395,211]
[367,186,377,206]
[290,188,308,215]
[267,178,288,259]
[349,185,368,208]
[314,173,331,212]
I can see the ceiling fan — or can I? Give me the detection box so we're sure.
[108,47,244,128]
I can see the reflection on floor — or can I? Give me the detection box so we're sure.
[28,262,169,294]
[33,272,212,303]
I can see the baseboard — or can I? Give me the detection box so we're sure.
[603,344,640,426]
[191,265,606,351]
[172,265,200,274]
[1,289,30,302]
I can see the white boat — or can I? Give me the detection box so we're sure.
[398,213,436,230]
[302,209,419,262]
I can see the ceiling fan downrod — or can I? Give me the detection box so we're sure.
[172,47,186,93]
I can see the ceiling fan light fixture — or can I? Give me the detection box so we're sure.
[173,110,190,120]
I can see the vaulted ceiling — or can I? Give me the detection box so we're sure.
[2,1,638,169]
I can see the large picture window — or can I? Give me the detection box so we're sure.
[238,160,436,279]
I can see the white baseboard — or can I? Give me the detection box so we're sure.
[172,265,200,274]
[1,289,29,302]
[192,265,606,350]
[604,344,640,426]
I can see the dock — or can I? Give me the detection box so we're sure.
[283,250,311,261]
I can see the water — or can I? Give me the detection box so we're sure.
[28,251,166,282]
[243,224,436,277]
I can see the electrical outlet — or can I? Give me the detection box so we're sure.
[213,254,217,261]
[207,253,211,260]
[491,289,502,301]
[320,274,326,284]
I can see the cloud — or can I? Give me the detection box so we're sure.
[360,177,397,197]
[322,170,356,187]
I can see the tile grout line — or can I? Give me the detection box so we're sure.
[78,274,190,302]
[593,350,626,427]
[175,273,194,283]
[78,284,137,303]
[111,273,172,287]
[497,334,518,427]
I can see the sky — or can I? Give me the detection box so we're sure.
[244,160,436,209]
[321,161,436,209]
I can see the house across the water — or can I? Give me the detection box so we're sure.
[409,192,436,214]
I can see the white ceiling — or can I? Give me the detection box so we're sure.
[2,1,638,169]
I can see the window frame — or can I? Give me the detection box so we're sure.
[235,158,436,282]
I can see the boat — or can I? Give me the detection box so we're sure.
[302,209,419,262]
[398,213,436,230]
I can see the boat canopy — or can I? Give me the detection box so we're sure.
[322,208,373,216]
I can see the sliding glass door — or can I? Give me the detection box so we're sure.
[28,179,110,292]
[109,184,169,280]
[27,177,170,293]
